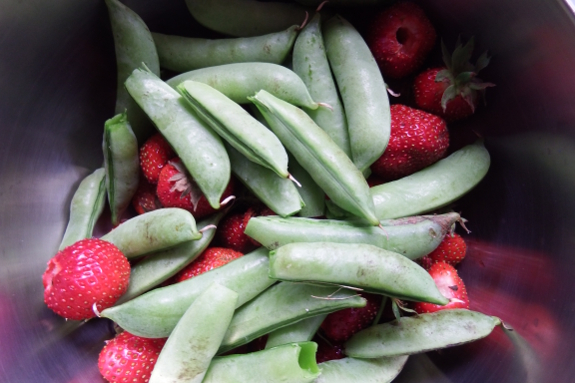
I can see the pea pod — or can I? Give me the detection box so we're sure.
[59,168,106,250]
[250,90,379,226]
[125,68,230,209]
[344,309,501,358]
[316,356,409,383]
[269,242,448,305]
[265,315,326,349]
[100,208,201,259]
[288,155,325,217]
[102,112,139,226]
[100,248,274,338]
[219,282,366,353]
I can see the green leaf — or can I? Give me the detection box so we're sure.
[441,40,452,70]
[452,36,475,74]
[441,84,458,111]
[475,51,491,72]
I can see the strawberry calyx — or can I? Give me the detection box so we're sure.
[167,160,204,212]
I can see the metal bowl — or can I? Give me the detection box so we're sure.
[1,0,573,381]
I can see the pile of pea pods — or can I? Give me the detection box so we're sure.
[59,0,504,381]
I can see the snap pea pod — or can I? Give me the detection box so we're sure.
[265,315,326,349]
[153,27,298,73]
[344,309,501,358]
[178,81,290,179]
[219,282,365,353]
[102,112,139,226]
[100,248,274,338]
[167,63,318,109]
[250,90,379,226]
[100,208,201,259]
[323,14,390,172]
[288,155,325,217]
[269,242,448,305]
[315,356,409,383]
[245,213,460,260]
[150,283,238,383]
[185,0,309,37]
[104,0,159,143]
[204,342,320,383]
[125,68,230,209]
[59,168,106,250]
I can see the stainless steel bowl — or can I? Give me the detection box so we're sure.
[2,0,574,381]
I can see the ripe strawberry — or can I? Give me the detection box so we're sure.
[413,261,469,314]
[370,104,449,181]
[314,335,345,364]
[139,133,176,184]
[320,293,382,342]
[174,247,244,283]
[42,238,130,320]
[366,2,436,79]
[131,179,162,215]
[215,208,258,253]
[427,232,467,266]
[98,331,167,383]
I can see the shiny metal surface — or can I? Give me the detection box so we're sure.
[1,0,574,381]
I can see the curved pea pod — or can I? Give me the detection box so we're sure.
[204,342,319,383]
[100,248,274,338]
[153,27,298,73]
[288,155,325,218]
[125,68,230,209]
[149,283,238,383]
[102,112,139,226]
[178,81,290,179]
[265,315,326,349]
[269,242,448,305]
[219,282,365,353]
[250,90,379,226]
[323,14,390,172]
[345,309,501,358]
[316,356,409,383]
[59,168,106,250]
[100,208,201,259]
[185,0,309,37]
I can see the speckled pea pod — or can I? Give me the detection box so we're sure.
[102,112,139,226]
[316,356,408,383]
[125,69,230,209]
[153,27,298,73]
[269,242,448,305]
[59,168,106,250]
[323,14,390,172]
[265,315,326,349]
[345,309,501,358]
[100,248,274,338]
[100,208,201,259]
[288,155,325,217]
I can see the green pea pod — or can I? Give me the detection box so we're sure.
[345,309,501,358]
[153,27,298,73]
[323,14,390,172]
[315,356,408,383]
[249,90,379,226]
[219,282,365,353]
[265,315,326,349]
[245,212,460,260]
[125,68,230,209]
[167,63,318,109]
[179,81,290,179]
[288,155,325,218]
[149,283,238,383]
[292,13,351,156]
[185,0,309,37]
[59,168,106,250]
[269,242,448,305]
[204,342,320,383]
[100,248,274,338]
[104,0,159,143]
[102,112,139,226]
[226,143,304,217]
[100,208,201,259]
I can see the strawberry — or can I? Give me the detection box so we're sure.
[98,331,167,383]
[214,208,258,254]
[366,1,436,79]
[370,104,449,181]
[131,179,162,215]
[139,133,176,184]
[174,247,244,283]
[42,238,130,320]
[413,261,469,314]
[314,335,345,364]
[413,38,495,121]
[427,232,467,266]
[320,293,382,342]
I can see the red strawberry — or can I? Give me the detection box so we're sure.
[131,179,162,215]
[42,238,130,320]
[367,1,436,79]
[139,133,176,184]
[314,335,345,364]
[174,247,244,283]
[370,104,449,181]
[215,208,258,253]
[427,232,467,266]
[320,293,382,342]
[413,261,469,314]
[98,331,166,383]
[417,255,435,270]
